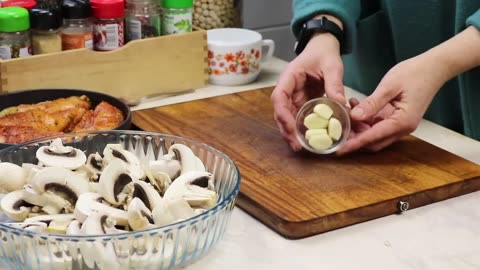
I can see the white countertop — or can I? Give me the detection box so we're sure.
[135,57,480,270]
[3,58,480,270]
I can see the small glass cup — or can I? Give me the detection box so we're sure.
[295,97,351,154]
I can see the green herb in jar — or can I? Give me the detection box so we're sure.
[0,7,32,60]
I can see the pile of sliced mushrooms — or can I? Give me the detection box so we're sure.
[0,138,218,235]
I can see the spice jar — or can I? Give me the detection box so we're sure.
[192,0,241,30]
[126,0,160,41]
[0,7,32,60]
[161,0,193,35]
[91,0,125,51]
[61,0,93,50]
[30,7,63,55]
[1,0,37,10]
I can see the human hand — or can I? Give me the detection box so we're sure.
[271,33,345,151]
[337,55,449,155]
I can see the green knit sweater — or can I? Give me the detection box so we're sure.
[292,0,480,140]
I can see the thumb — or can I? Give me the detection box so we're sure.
[350,84,398,121]
[323,62,346,105]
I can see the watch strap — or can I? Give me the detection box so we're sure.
[294,17,345,55]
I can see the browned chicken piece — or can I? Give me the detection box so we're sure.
[0,126,61,144]
[73,101,124,131]
[15,95,91,114]
[0,109,76,132]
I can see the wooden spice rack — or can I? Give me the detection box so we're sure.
[0,30,209,101]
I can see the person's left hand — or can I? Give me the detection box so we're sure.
[336,54,449,155]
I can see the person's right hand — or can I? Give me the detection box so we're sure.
[271,32,345,151]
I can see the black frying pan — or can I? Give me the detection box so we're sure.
[0,89,132,150]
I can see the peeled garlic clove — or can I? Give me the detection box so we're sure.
[313,104,333,120]
[308,134,333,151]
[305,129,327,140]
[304,113,328,129]
[328,117,343,141]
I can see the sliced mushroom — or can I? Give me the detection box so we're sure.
[103,144,145,180]
[0,190,34,221]
[144,169,171,194]
[168,144,200,176]
[31,167,90,210]
[21,163,43,184]
[66,220,82,235]
[195,157,206,172]
[23,183,73,215]
[132,180,162,211]
[152,197,195,227]
[5,221,48,232]
[66,220,82,259]
[0,162,28,193]
[74,192,129,226]
[163,171,218,208]
[36,138,87,170]
[98,159,134,206]
[80,212,121,269]
[148,158,181,181]
[23,214,75,234]
[21,184,46,206]
[127,198,155,231]
[84,153,103,181]
[41,192,73,215]
[24,213,75,224]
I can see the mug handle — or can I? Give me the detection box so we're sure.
[261,39,275,62]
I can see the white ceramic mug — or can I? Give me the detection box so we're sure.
[207,28,275,86]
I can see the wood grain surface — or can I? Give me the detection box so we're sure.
[0,31,208,101]
[132,87,480,239]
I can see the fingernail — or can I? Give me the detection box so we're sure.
[351,107,364,118]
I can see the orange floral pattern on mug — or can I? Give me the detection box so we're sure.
[208,49,261,76]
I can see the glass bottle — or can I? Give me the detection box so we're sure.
[91,0,125,51]
[30,7,63,55]
[0,7,32,60]
[161,0,193,35]
[126,0,161,41]
[192,0,241,30]
[61,0,94,50]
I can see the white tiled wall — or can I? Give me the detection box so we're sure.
[241,0,296,61]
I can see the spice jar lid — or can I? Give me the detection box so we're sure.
[91,0,124,19]
[62,0,91,19]
[2,0,37,10]
[30,7,63,31]
[162,0,193,9]
[0,7,30,32]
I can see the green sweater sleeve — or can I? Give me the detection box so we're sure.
[291,0,361,54]
[466,9,480,29]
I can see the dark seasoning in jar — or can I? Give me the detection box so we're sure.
[125,0,161,41]
[0,7,32,59]
[91,0,125,51]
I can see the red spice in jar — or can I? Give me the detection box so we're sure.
[91,0,125,51]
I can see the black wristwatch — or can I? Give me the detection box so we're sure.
[294,16,345,55]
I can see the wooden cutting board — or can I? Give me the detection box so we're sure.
[132,87,480,239]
